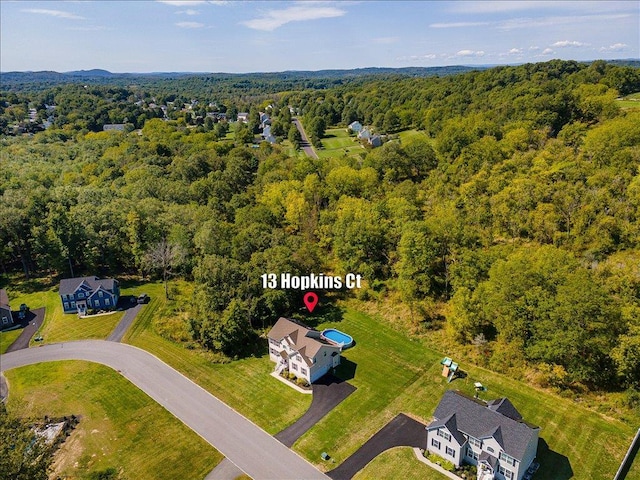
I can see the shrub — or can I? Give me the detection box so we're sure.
[425,452,455,472]
[296,377,310,388]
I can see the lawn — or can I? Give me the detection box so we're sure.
[4,361,221,480]
[616,92,640,110]
[397,129,432,144]
[0,327,22,354]
[292,309,638,479]
[353,447,449,480]
[318,128,365,159]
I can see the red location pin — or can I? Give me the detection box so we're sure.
[303,292,319,313]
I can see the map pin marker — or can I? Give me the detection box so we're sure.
[303,292,319,313]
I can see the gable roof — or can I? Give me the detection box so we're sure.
[59,276,118,296]
[428,390,539,461]
[487,397,523,421]
[268,317,338,365]
[427,413,466,446]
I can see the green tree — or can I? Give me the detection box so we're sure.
[0,403,54,480]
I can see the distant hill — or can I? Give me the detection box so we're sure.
[0,66,482,91]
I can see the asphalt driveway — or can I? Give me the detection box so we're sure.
[327,413,426,480]
[107,302,142,342]
[275,374,356,447]
[4,307,45,353]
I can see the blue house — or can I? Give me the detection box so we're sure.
[59,276,120,315]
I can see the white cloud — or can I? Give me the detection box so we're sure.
[509,48,523,54]
[176,21,204,28]
[541,48,554,55]
[21,8,85,20]
[429,21,490,28]
[456,50,485,57]
[177,9,200,15]
[600,43,628,52]
[241,5,346,31]
[552,40,589,48]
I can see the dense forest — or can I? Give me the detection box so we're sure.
[1,60,639,397]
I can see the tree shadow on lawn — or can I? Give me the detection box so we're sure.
[0,275,58,294]
[537,438,573,480]
[291,302,345,330]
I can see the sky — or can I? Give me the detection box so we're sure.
[1,1,638,73]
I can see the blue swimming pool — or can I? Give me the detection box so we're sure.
[321,328,354,348]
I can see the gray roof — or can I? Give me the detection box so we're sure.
[427,390,539,461]
[59,276,118,296]
[487,397,523,421]
[0,289,9,307]
[428,413,466,446]
[268,317,339,365]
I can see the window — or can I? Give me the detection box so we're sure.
[2,316,7,325]
[98,291,103,297]
[105,298,110,306]
[467,447,479,461]
[499,466,514,479]
[499,452,517,467]
[78,292,85,298]
[71,301,76,308]
[296,355,302,362]
[431,438,441,449]
[468,437,482,448]
[487,446,495,453]
[64,302,69,310]
[437,429,452,442]
[445,447,456,458]
[269,348,278,356]
[291,363,298,371]
[94,300,100,307]
[300,367,307,376]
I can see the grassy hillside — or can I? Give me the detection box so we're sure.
[4,361,221,480]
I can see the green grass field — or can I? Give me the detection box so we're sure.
[318,128,365,159]
[4,361,221,480]
[616,92,640,110]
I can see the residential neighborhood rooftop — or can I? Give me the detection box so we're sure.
[429,390,540,460]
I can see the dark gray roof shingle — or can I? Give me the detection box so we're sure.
[428,390,539,460]
[59,276,117,296]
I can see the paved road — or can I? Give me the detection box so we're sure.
[4,307,46,352]
[0,340,328,480]
[107,303,142,342]
[293,118,319,159]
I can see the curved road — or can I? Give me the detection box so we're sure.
[0,340,327,480]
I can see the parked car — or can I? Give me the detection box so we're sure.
[137,293,150,304]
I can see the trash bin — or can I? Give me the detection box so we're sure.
[321,452,329,461]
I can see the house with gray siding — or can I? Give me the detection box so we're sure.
[0,289,15,329]
[426,390,539,480]
[59,276,120,315]
[267,317,341,384]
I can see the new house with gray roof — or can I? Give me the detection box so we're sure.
[426,390,539,480]
[59,276,120,315]
[267,317,341,384]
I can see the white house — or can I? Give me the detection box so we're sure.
[426,390,539,480]
[357,128,371,140]
[348,121,363,133]
[267,317,341,384]
[237,112,249,123]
